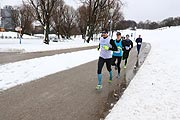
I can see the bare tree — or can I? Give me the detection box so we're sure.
[78,0,123,43]
[61,5,77,39]
[10,7,19,30]
[26,0,58,44]
[10,4,34,37]
[52,3,77,39]
[51,0,65,39]
[12,5,34,36]
[111,1,124,33]
[20,4,34,35]
[77,5,88,39]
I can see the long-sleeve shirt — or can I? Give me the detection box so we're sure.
[122,39,133,51]
[136,38,142,46]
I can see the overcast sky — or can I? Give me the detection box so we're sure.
[1,0,180,22]
[122,0,180,22]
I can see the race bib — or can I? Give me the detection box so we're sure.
[125,46,130,50]
[115,46,121,53]
[114,50,120,53]
[138,43,142,45]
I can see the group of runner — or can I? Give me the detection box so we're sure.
[96,29,142,90]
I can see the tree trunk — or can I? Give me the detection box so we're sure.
[57,34,60,39]
[44,24,50,44]
[87,25,94,43]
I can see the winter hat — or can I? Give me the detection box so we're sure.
[101,28,108,34]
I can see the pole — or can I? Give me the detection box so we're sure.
[110,16,113,38]
[19,30,22,44]
[109,8,114,39]
[19,10,22,44]
[134,26,137,41]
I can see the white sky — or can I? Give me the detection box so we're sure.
[0,0,23,7]
[1,0,180,22]
[122,0,180,22]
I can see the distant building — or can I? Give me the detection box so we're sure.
[0,6,14,31]
[32,21,44,34]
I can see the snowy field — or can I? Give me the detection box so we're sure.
[106,26,180,120]
[1,27,180,119]
[0,32,99,52]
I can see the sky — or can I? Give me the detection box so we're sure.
[1,0,180,22]
[121,0,180,22]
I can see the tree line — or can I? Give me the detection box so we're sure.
[9,0,124,44]
[7,0,180,44]
[137,17,180,29]
[116,17,180,30]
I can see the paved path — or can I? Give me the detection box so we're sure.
[0,43,151,120]
[0,46,97,64]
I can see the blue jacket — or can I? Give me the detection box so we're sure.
[113,39,123,57]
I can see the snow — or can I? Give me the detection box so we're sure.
[1,26,180,119]
[0,31,99,91]
[0,49,99,91]
[105,26,180,120]
[0,32,99,52]
[0,31,37,39]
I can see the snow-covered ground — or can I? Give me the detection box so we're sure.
[0,49,99,91]
[0,32,99,52]
[1,27,180,119]
[106,27,180,120]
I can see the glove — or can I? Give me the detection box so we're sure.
[117,46,122,50]
[103,45,109,50]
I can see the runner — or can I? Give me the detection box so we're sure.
[136,35,143,56]
[122,34,133,68]
[112,32,123,78]
[96,29,118,90]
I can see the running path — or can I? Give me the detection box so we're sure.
[0,46,97,64]
[0,43,150,120]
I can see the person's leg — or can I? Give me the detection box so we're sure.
[97,57,105,85]
[117,56,122,75]
[125,58,128,66]
[139,45,141,54]
[111,56,116,66]
[112,56,118,70]
[137,45,141,55]
[122,52,126,60]
[124,52,129,68]
[106,58,113,82]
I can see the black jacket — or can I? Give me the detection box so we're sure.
[122,39,133,51]
[136,38,142,45]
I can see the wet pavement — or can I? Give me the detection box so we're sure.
[0,43,151,120]
[99,43,151,119]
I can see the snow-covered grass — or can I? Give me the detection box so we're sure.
[0,49,99,91]
[106,26,180,120]
[0,32,99,52]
